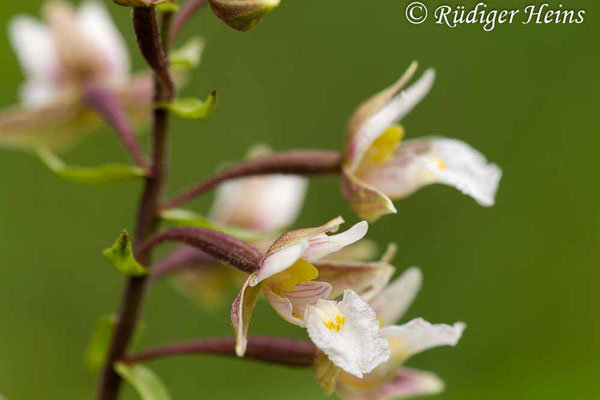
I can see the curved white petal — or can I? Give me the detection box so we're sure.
[77,1,130,84]
[304,221,369,262]
[250,240,308,286]
[381,318,465,360]
[263,281,332,326]
[369,267,422,326]
[358,137,502,206]
[8,16,61,106]
[306,290,389,378]
[230,275,261,356]
[348,70,435,171]
[210,174,307,232]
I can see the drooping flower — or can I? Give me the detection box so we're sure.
[316,267,466,400]
[0,1,152,151]
[231,217,391,376]
[342,62,502,221]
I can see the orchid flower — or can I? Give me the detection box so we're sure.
[315,267,465,400]
[231,217,391,377]
[168,163,307,306]
[0,1,152,151]
[342,62,502,221]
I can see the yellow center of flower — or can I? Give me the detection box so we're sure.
[267,259,319,294]
[364,124,405,164]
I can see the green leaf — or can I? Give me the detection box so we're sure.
[85,315,146,372]
[158,92,217,119]
[103,230,148,276]
[115,363,172,400]
[160,208,269,241]
[170,36,204,69]
[85,315,116,371]
[36,147,146,185]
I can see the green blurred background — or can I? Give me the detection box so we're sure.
[0,0,598,399]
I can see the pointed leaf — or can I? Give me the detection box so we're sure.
[36,147,146,185]
[158,92,217,119]
[160,208,268,241]
[170,37,204,69]
[115,363,172,400]
[103,230,148,276]
[85,314,146,372]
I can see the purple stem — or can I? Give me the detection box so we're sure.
[162,150,343,209]
[83,83,151,170]
[150,245,216,281]
[122,337,316,367]
[169,0,208,44]
[139,227,262,274]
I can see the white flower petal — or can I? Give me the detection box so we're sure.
[306,290,389,378]
[210,174,307,232]
[349,69,435,171]
[250,240,309,286]
[8,16,61,107]
[369,267,422,326]
[77,1,130,84]
[381,318,465,359]
[358,137,502,206]
[263,281,332,326]
[304,221,369,262]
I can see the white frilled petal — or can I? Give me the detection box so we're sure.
[303,221,369,262]
[77,1,130,84]
[347,69,435,172]
[358,137,502,206]
[230,275,261,356]
[8,16,61,107]
[337,368,444,400]
[263,281,332,326]
[369,267,422,326]
[306,290,389,378]
[381,318,465,360]
[210,174,307,232]
[250,240,308,286]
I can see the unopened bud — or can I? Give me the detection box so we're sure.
[208,0,280,31]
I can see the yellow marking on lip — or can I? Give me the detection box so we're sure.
[365,124,405,164]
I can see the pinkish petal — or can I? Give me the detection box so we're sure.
[369,267,422,326]
[210,174,307,232]
[357,137,502,207]
[231,275,261,356]
[341,168,396,222]
[337,368,444,400]
[263,281,332,326]
[77,1,130,84]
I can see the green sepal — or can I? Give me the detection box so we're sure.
[156,1,180,12]
[85,314,146,372]
[115,363,172,400]
[160,208,269,241]
[103,230,148,276]
[157,92,217,119]
[170,37,204,69]
[36,147,147,185]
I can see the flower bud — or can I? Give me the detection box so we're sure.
[208,0,281,31]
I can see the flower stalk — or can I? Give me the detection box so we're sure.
[95,6,175,400]
[162,150,342,209]
[122,337,316,367]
